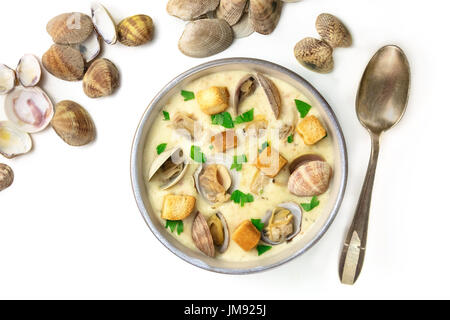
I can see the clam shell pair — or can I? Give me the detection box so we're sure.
[1,55,41,95]
[288,154,332,196]
[261,202,302,245]
[192,212,230,257]
[148,147,189,190]
[0,163,14,192]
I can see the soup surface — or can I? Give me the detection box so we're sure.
[143,70,334,262]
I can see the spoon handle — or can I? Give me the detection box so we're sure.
[339,133,380,285]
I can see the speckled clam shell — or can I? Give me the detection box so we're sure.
[46,12,94,45]
[288,160,332,197]
[83,58,119,98]
[0,163,14,192]
[316,13,352,48]
[16,54,41,87]
[216,0,247,26]
[192,212,216,257]
[42,44,85,81]
[0,121,33,158]
[294,37,334,73]
[0,64,16,95]
[178,19,234,58]
[117,15,154,47]
[51,100,96,146]
[249,0,282,35]
[167,0,220,20]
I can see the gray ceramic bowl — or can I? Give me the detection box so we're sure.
[131,58,347,274]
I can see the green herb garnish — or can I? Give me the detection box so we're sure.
[295,99,312,118]
[230,154,248,172]
[181,90,195,101]
[234,108,254,124]
[157,143,167,155]
[251,219,265,231]
[211,112,235,129]
[258,141,270,153]
[287,134,294,143]
[301,196,320,212]
[162,110,170,121]
[209,145,214,150]
[190,145,206,163]
[257,245,272,256]
[231,190,254,207]
[165,220,184,235]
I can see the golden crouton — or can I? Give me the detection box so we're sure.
[197,86,230,115]
[232,220,261,252]
[296,115,327,145]
[211,130,238,152]
[255,147,288,178]
[161,194,196,221]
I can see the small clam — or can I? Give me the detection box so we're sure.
[194,155,239,204]
[0,164,14,192]
[0,121,33,159]
[249,0,282,35]
[261,202,302,245]
[46,12,94,45]
[0,64,16,95]
[316,13,352,48]
[91,3,117,45]
[232,12,255,39]
[51,100,96,146]
[170,112,201,140]
[192,212,215,257]
[70,32,101,63]
[178,19,234,58]
[216,0,248,26]
[4,87,54,133]
[207,212,230,253]
[167,0,220,21]
[16,54,41,87]
[42,44,85,81]
[148,147,188,190]
[83,58,119,98]
[294,37,334,73]
[256,73,281,119]
[288,159,332,197]
[117,15,154,47]
[233,74,257,114]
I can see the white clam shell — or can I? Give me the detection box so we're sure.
[261,202,302,245]
[148,147,188,190]
[71,32,101,63]
[0,64,16,95]
[16,54,41,87]
[4,86,54,133]
[0,121,33,159]
[91,2,118,45]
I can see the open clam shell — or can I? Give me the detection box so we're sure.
[192,212,230,257]
[233,74,257,114]
[0,64,16,95]
[148,147,188,190]
[194,155,239,205]
[4,86,54,133]
[0,121,33,159]
[91,2,117,45]
[261,202,302,245]
[71,32,101,63]
[16,54,41,87]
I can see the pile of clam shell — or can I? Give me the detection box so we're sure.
[43,3,155,97]
[168,0,300,58]
[294,13,352,73]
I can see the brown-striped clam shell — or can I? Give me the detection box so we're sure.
[217,0,248,26]
[46,12,94,45]
[316,13,352,48]
[294,37,334,73]
[192,212,216,257]
[288,160,332,196]
[117,15,154,47]
[83,58,119,98]
[0,164,14,192]
[42,44,85,81]
[249,0,282,35]
[51,100,96,146]
[167,0,220,21]
[178,19,233,58]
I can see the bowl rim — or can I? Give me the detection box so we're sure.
[130,57,348,275]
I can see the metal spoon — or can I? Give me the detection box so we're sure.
[339,45,410,285]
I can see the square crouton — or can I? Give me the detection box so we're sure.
[296,115,327,145]
[211,130,238,152]
[197,86,230,115]
[232,220,261,252]
[255,147,288,178]
[161,194,196,221]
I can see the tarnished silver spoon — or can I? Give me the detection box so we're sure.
[339,45,410,285]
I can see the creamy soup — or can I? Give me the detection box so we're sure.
[143,70,334,262]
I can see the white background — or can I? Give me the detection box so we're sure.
[0,0,448,300]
